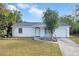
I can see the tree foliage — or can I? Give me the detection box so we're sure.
[74,5,79,21]
[60,15,75,34]
[43,8,59,40]
[0,3,22,37]
[6,11,22,37]
[60,14,79,34]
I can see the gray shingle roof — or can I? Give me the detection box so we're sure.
[59,23,69,26]
[12,22,69,27]
[12,22,43,27]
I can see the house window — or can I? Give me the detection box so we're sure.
[18,28,22,33]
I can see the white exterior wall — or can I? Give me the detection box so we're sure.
[12,26,34,37]
[12,26,70,37]
[67,26,70,37]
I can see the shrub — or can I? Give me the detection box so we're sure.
[0,30,6,38]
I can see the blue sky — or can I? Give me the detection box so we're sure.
[7,3,77,22]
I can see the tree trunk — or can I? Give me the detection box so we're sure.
[49,31,57,42]
[49,32,52,41]
[6,23,12,37]
[52,33,57,42]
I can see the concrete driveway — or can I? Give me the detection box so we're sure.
[58,38,79,56]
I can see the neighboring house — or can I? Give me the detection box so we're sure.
[12,22,70,38]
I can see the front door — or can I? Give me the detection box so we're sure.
[35,27,40,37]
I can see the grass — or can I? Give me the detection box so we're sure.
[0,38,61,56]
[70,35,79,44]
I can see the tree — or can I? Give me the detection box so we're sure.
[0,3,9,37]
[73,5,79,21]
[73,4,79,34]
[60,15,79,34]
[0,3,22,37]
[43,8,59,41]
[6,11,22,37]
[0,3,10,16]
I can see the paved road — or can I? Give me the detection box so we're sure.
[58,38,79,56]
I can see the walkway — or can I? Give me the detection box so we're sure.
[58,38,79,56]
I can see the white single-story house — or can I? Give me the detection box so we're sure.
[12,22,70,38]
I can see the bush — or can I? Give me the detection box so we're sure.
[71,22,79,34]
[0,30,6,38]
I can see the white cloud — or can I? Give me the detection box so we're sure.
[29,7,43,16]
[17,3,44,17]
[17,3,30,9]
[7,4,19,11]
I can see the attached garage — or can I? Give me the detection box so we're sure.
[54,26,69,37]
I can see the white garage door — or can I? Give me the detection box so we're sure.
[54,28,67,37]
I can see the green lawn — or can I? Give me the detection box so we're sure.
[70,35,79,44]
[0,38,61,56]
